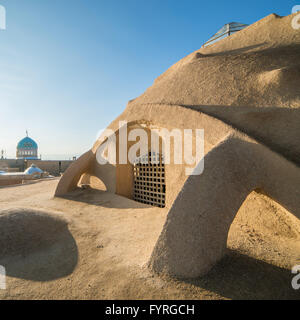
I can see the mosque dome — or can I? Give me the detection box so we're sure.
[17,137,38,150]
[16,132,39,160]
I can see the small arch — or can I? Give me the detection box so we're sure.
[78,173,107,191]
[228,191,300,250]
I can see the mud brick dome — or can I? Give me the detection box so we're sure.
[55,13,300,278]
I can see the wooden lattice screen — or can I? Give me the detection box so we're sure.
[133,151,166,208]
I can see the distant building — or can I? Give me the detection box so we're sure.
[16,131,39,160]
[0,130,75,176]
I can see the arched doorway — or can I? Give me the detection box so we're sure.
[133,151,166,208]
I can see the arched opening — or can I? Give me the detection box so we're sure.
[133,151,166,208]
[227,191,300,267]
[115,122,168,206]
[149,135,300,278]
[77,173,107,191]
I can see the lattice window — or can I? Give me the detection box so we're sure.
[133,151,166,208]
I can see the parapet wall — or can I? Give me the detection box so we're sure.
[25,160,74,176]
[0,159,25,172]
[0,174,32,187]
[0,159,74,176]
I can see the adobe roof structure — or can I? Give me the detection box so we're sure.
[55,13,300,278]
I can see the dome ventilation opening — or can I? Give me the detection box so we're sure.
[133,151,166,208]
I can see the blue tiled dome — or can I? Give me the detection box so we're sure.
[17,137,38,150]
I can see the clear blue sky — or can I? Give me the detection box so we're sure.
[0,0,296,159]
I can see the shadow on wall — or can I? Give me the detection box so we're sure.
[182,249,299,300]
[61,188,151,210]
[182,105,300,167]
[202,42,268,57]
[0,208,78,281]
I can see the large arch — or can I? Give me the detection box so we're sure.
[55,105,233,199]
[55,121,172,203]
[149,134,300,278]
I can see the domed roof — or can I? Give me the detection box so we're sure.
[129,14,300,109]
[119,13,300,166]
[24,164,43,176]
[17,136,38,150]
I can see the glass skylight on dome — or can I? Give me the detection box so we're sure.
[202,22,249,47]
